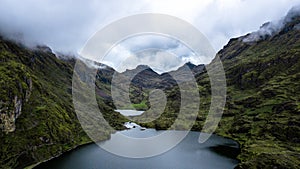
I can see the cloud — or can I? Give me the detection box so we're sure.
[243,4,300,42]
[190,0,300,50]
[0,0,299,72]
[121,35,179,52]
[0,0,146,53]
[102,35,198,73]
[118,50,184,74]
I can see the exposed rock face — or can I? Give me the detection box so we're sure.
[0,78,32,133]
[0,6,299,169]
[0,36,126,169]
[0,96,22,132]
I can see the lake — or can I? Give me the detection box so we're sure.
[34,128,240,169]
[115,109,144,116]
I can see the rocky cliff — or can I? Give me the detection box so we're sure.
[0,6,299,169]
[143,7,300,169]
[0,37,126,169]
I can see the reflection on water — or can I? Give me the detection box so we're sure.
[35,128,240,169]
[115,109,144,116]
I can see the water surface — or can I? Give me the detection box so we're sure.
[115,109,144,116]
[35,128,239,169]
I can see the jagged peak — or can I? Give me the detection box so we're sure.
[135,65,151,70]
[184,62,196,69]
[123,64,158,75]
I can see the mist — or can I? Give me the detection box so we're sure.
[0,0,299,72]
[243,5,300,42]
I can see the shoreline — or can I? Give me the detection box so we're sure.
[25,128,241,169]
[24,140,95,169]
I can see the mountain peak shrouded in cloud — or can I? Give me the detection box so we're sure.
[242,5,300,43]
[0,1,299,52]
[0,0,299,73]
[100,34,208,74]
[285,5,300,22]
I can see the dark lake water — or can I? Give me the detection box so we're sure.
[35,128,240,169]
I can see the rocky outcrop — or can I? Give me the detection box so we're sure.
[0,77,32,133]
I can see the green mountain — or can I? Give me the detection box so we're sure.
[207,10,300,169]
[0,8,299,169]
[0,38,127,169]
[141,9,300,169]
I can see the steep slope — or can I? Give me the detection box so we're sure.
[0,38,92,169]
[214,14,300,168]
[1,7,299,169]
[0,37,126,169]
[145,9,300,169]
[115,62,203,110]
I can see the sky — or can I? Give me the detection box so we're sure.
[0,0,300,72]
[102,35,203,73]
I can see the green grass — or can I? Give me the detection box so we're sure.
[132,100,148,110]
[1,17,300,169]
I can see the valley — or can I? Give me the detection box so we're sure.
[0,8,300,169]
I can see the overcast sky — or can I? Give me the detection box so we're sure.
[0,0,299,72]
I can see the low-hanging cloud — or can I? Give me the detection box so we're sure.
[0,0,299,72]
[243,5,300,42]
[0,0,146,53]
[101,35,202,73]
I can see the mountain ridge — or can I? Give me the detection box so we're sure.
[0,7,299,169]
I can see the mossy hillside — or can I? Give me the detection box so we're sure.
[140,19,300,168]
[0,38,127,169]
[0,13,300,169]
[52,17,300,168]
[0,39,89,169]
[130,19,300,168]
[0,59,32,132]
[216,28,300,169]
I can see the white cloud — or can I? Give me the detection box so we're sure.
[0,0,299,72]
[190,0,300,50]
[102,35,194,73]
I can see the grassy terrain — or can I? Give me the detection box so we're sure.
[140,19,300,168]
[128,100,149,110]
[115,97,149,110]
[0,13,299,169]
[0,38,126,169]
